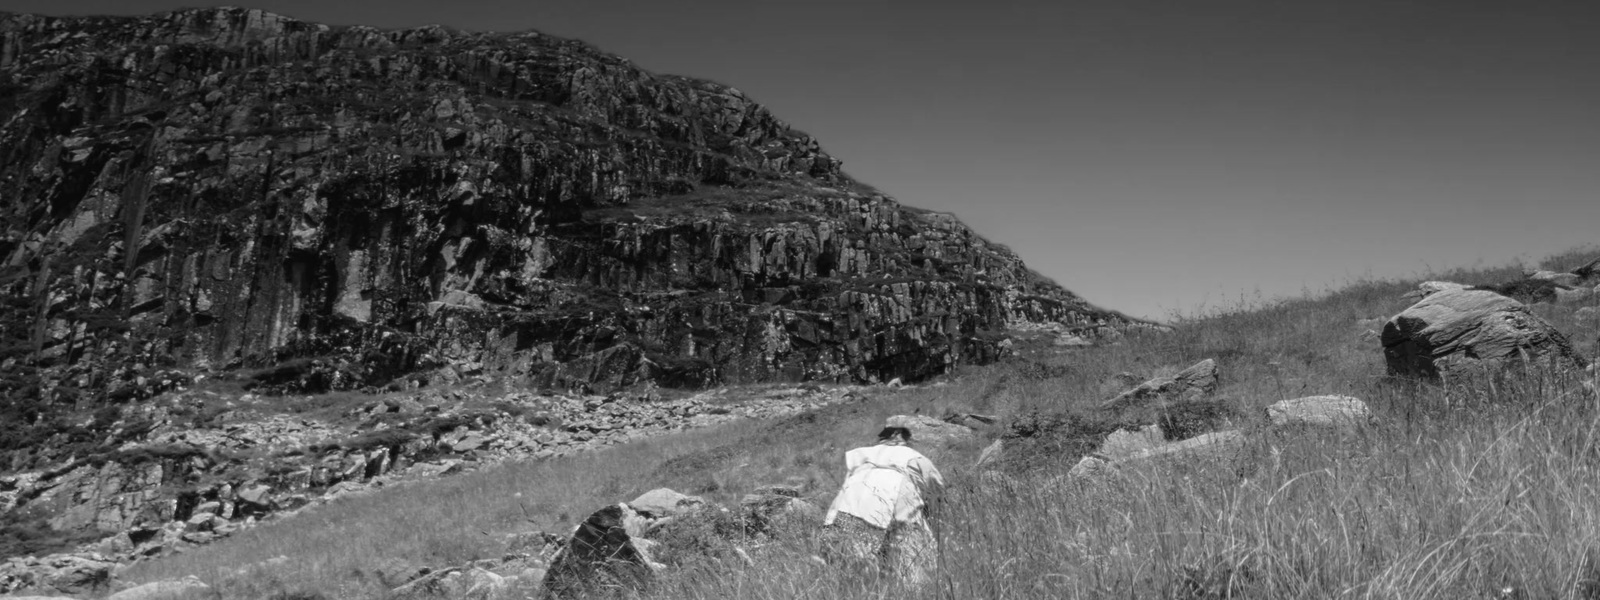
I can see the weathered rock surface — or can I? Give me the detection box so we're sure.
[0,6,1137,413]
[1102,359,1218,410]
[1382,288,1585,379]
[1266,396,1373,430]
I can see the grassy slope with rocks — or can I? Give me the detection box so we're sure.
[115,247,1600,599]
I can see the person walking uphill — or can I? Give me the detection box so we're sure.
[823,415,946,586]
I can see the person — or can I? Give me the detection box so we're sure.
[822,415,946,586]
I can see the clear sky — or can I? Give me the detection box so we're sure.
[6,0,1598,321]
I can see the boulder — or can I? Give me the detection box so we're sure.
[1067,430,1252,483]
[1097,424,1166,460]
[106,575,210,600]
[1120,430,1251,471]
[627,488,705,520]
[236,484,272,508]
[1382,288,1584,379]
[1266,396,1374,430]
[1102,359,1218,410]
[542,504,659,599]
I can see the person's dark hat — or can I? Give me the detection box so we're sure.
[877,415,916,441]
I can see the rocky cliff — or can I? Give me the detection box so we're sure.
[0,7,1135,406]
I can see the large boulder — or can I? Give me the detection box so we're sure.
[1102,359,1218,410]
[1382,288,1584,379]
[542,504,660,599]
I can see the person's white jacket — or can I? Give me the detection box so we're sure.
[824,443,945,529]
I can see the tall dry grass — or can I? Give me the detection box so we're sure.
[116,247,1600,599]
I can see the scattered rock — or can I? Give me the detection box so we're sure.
[0,553,116,596]
[1382,288,1585,379]
[388,566,507,600]
[627,488,705,520]
[1266,396,1374,430]
[1119,430,1253,472]
[943,412,999,427]
[1097,424,1166,460]
[1103,359,1218,410]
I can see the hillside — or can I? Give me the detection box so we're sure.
[67,247,1590,600]
[3,6,1599,600]
[0,6,1141,414]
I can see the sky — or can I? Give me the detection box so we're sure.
[5,0,1598,321]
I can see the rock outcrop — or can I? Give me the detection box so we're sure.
[1382,288,1585,379]
[0,7,1138,411]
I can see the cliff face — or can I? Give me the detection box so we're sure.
[0,8,1134,401]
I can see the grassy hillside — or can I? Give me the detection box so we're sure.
[117,247,1600,599]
